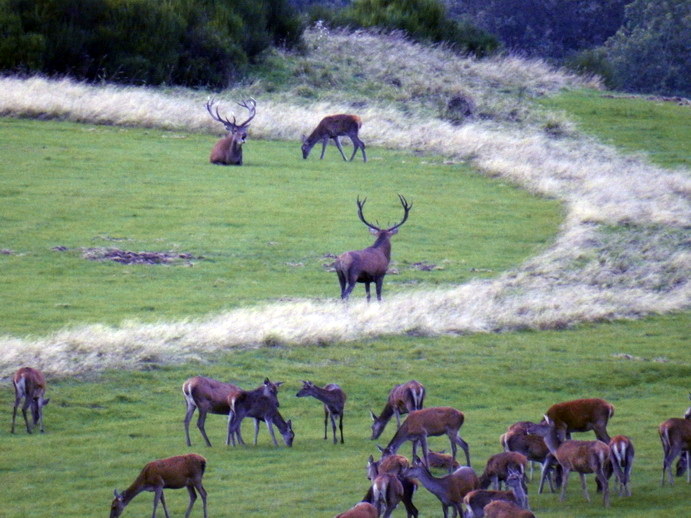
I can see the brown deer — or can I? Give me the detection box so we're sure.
[110,453,207,518]
[462,468,528,518]
[296,380,347,444]
[336,195,412,301]
[371,473,404,518]
[227,390,294,447]
[371,380,426,439]
[11,367,49,434]
[379,406,471,468]
[301,114,366,162]
[482,500,536,518]
[500,421,556,491]
[479,452,528,491]
[658,417,691,485]
[366,454,418,518]
[335,501,378,518]
[403,456,480,518]
[206,98,256,165]
[526,417,611,507]
[609,435,634,496]
[544,397,614,442]
[182,376,281,447]
[427,450,461,472]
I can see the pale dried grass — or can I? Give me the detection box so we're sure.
[0,29,688,378]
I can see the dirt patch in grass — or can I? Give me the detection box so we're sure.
[52,246,201,265]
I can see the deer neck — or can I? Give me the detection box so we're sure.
[541,425,562,455]
[370,234,392,259]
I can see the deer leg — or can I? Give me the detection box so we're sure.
[337,271,347,298]
[21,399,32,433]
[184,486,197,518]
[11,396,21,433]
[394,409,402,429]
[196,411,212,447]
[319,137,329,159]
[339,413,345,444]
[559,468,571,501]
[322,407,329,440]
[453,433,471,467]
[330,412,338,444]
[365,282,372,302]
[253,418,261,445]
[400,477,418,518]
[332,136,348,161]
[593,425,611,443]
[598,468,609,508]
[579,472,590,502]
[265,418,279,447]
[375,277,384,302]
[196,481,208,518]
[225,412,235,446]
[350,135,367,162]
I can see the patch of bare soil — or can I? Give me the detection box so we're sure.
[52,246,201,265]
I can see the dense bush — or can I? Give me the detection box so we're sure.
[0,0,304,88]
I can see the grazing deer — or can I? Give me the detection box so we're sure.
[482,500,536,518]
[544,397,614,442]
[379,406,471,468]
[182,376,281,447]
[301,114,366,162]
[366,454,418,518]
[500,422,556,491]
[371,473,404,518]
[404,456,479,518]
[371,380,426,439]
[479,452,528,491]
[11,367,49,434]
[335,501,378,518]
[658,417,691,485]
[206,98,256,165]
[336,195,412,301]
[527,417,611,507]
[227,391,294,447]
[110,453,207,518]
[609,435,634,496]
[462,469,528,518]
[296,380,347,444]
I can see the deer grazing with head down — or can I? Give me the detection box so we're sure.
[296,380,347,444]
[544,398,614,442]
[526,417,611,507]
[182,376,281,447]
[462,468,529,518]
[371,380,426,440]
[11,367,49,434]
[478,452,528,491]
[302,114,366,162]
[110,453,207,518]
[658,417,691,485]
[226,389,294,447]
[379,406,471,468]
[206,98,256,165]
[336,195,412,302]
[500,421,557,492]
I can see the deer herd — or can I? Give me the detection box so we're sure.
[9,366,691,517]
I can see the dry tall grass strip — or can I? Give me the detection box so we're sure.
[0,29,688,379]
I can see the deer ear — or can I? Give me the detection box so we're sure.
[389,227,399,235]
[369,227,379,235]
[370,410,377,421]
[376,445,385,453]
[43,398,50,406]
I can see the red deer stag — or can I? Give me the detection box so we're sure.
[609,435,634,496]
[479,452,528,491]
[301,114,366,162]
[379,406,471,468]
[371,380,426,439]
[296,380,347,444]
[182,376,281,447]
[403,455,479,518]
[544,397,614,442]
[11,367,49,434]
[335,501,378,518]
[206,98,256,165]
[336,195,412,302]
[463,468,529,518]
[527,417,611,507]
[658,417,691,485]
[110,453,207,518]
[366,454,418,518]
[227,390,294,447]
[482,500,536,518]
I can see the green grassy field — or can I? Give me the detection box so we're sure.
[1,90,689,517]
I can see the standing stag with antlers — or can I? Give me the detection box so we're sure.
[335,195,412,302]
[206,98,256,165]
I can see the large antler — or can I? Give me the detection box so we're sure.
[206,98,237,128]
[236,98,256,128]
[356,196,381,232]
[387,194,412,231]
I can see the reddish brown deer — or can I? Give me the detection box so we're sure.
[371,380,426,439]
[336,195,412,301]
[427,450,461,472]
[366,454,418,518]
[658,417,691,485]
[544,398,614,442]
[301,114,366,162]
[296,380,347,444]
[482,500,536,518]
[403,456,480,518]
[527,417,611,507]
[206,98,256,165]
[379,406,471,468]
[182,376,281,447]
[371,473,404,518]
[463,468,528,518]
[335,501,378,518]
[479,452,528,491]
[609,435,634,496]
[500,421,556,491]
[227,390,294,447]
[11,367,49,434]
[110,453,207,518]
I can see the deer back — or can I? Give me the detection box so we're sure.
[555,439,610,473]
[546,398,614,432]
[483,500,536,518]
[403,407,464,436]
[183,376,238,414]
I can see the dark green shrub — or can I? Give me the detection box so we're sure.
[565,48,617,89]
